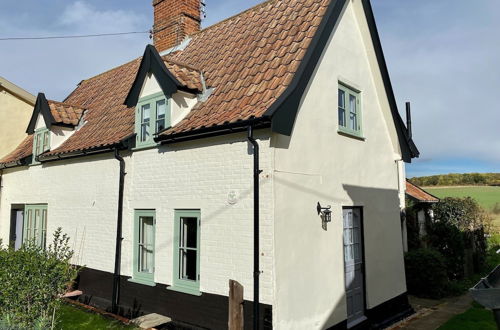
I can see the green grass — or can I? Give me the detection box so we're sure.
[425,186,500,210]
[438,302,497,330]
[56,304,137,330]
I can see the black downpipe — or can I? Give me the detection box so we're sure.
[247,126,261,330]
[112,149,126,314]
[406,102,412,140]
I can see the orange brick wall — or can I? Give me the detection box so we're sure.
[153,0,201,53]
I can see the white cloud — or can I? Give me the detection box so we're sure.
[58,1,146,33]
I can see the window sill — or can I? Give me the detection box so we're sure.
[337,129,365,141]
[127,277,156,287]
[132,142,159,152]
[167,285,202,296]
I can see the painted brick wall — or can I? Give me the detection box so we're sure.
[123,132,274,304]
[0,132,274,305]
[0,154,120,272]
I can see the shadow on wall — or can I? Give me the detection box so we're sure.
[342,184,401,214]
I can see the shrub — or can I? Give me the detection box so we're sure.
[405,248,449,299]
[426,221,465,280]
[433,197,489,232]
[0,228,79,329]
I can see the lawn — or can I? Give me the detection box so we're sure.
[56,304,137,330]
[437,302,497,330]
[425,186,500,230]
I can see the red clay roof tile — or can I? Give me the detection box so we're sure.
[48,100,85,126]
[0,135,33,166]
[2,0,332,163]
[406,181,440,203]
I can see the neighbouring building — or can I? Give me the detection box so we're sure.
[404,181,439,251]
[0,76,36,159]
[0,0,419,329]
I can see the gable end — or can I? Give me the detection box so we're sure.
[266,0,419,163]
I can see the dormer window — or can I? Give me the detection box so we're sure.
[32,128,50,164]
[135,92,171,148]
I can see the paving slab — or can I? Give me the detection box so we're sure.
[131,313,172,329]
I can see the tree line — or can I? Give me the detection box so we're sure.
[409,173,500,187]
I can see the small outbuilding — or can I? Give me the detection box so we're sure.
[403,181,440,251]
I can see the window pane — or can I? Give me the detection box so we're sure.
[349,94,356,114]
[43,131,49,151]
[338,89,346,127]
[338,89,345,109]
[156,99,166,132]
[139,216,154,273]
[179,248,197,281]
[338,109,346,127]
[350,113,357,131]
[140,104,151,142]
[180,217,197,249]
[35,134,40,157]
[349,94,358,131]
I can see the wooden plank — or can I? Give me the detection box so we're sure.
[228,280,244,330]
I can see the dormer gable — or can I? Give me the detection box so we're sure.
[126,45,202,149]
[26,93,56,134]
[26,93,85,134]
[26,93,86,164]
[125,45,202,108]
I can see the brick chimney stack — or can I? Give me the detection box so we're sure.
[152,0,202,53]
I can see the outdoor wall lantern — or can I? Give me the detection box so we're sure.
[317,202,332,223]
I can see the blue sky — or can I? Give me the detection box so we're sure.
[0,0,498,178]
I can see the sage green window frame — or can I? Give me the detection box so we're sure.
[129,210,156,286]
[169,209,201,296]
[24,204,48,249]
[338,83,363,138]
[134,91,171,149]
[32,128,50,164]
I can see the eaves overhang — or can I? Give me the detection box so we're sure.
[155,117,271,144]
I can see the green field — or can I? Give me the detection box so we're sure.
[424,186,500,210]
[424,186,500,229]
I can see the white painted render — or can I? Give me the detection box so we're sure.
[50,126,76,150]
[271,1,406,329]
[0,132,275,305]
[34,113,45,131]
[33,113,77,150]
[139,73,198,126]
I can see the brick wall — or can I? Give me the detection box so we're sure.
[153,0,201,53]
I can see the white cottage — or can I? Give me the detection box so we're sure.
[0,0,419,329]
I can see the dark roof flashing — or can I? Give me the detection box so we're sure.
[124,45,184,108]
[26,93,56,134]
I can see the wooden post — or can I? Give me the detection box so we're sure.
[229,280,244,330]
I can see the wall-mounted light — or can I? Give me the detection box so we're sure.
[317,202,332,223]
